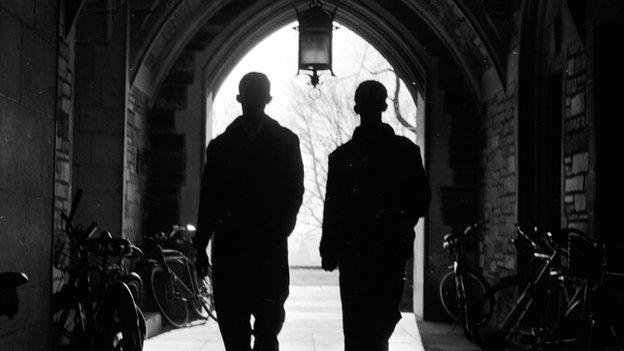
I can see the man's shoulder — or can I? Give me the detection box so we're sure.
[388,135,420,154]
[329,140,355,161]
[265,116,298,143]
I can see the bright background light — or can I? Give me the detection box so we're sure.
[208,22,418,266]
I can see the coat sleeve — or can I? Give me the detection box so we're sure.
[404,144,431,226]
[280,135,305,235]
[193,141,218,251]
[320,153,342,260]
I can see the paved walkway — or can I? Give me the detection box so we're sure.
[144,268,425,351]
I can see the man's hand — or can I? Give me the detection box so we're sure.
[195,250,209,278]
[321,256,338,272]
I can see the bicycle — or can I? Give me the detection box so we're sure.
[140,228,216,328]
[477,227,623,350]
[52,190,145,351]
[439,220,494,340]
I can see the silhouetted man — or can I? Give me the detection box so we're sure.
[320,80,430,351]
[194,72,304,351]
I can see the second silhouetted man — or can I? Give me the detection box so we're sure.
[320,80,431,351]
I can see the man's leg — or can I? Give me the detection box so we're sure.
[339,251,376,351]
[372,259,407,350]
[252,296,286,351]
[252,248,289,351]
[213,260,253,351]
[215,301,252,351]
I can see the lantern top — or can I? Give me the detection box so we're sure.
[296,2,336,31]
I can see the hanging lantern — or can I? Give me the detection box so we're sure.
[295,0,337,88]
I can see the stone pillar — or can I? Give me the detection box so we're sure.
[0,0,58,348]
[72,1,129,236]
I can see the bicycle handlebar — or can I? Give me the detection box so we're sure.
[68,189,83,222]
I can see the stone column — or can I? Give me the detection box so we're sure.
[72,1,129,236]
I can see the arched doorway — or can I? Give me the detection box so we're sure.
[136,0,498,322]
[208,22,421,269]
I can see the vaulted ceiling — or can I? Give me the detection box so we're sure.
[128,0,517,105]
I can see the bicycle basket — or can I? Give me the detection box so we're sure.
[53,228,79,272]
[566,229,605,279]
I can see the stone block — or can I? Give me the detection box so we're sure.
[503,177,515,195]
[0,100,54,194]
[494,150,504,170]
[94,44,126,79]
[565,175,584,192]
[570,92,585,116]
[1,0,34,26]
[76,106,124,133]
[91,134,123,166]
[507,155,515,173]
[21,27,57,116]
[74,133,92,166]
[55,159,71,183]
[34,0,58,43]
[571,152,588,174]
[75,77,103,107]
[75,43,94,78]
[566,58,575,77]
[503,255,515,270]
[574,194,586,212]
[0,9,22,101]
[490,135,499,148]
[102,78,126,107]
[564,130,589,153]
[54,182,69,202]
[75,165,122,193]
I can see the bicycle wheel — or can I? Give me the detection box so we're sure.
[478,275,576,350]
[439,269,493,327]
[477,275,547,350]
[94,281,144,351]
[150,266,189,328]
[190,264,217,321]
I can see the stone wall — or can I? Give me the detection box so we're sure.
[72,2,128,237]
[563,41,590,232]
[0,0,58,348]
[124,87,150,242]
[52,3,76,291]
[478,12,520,283]
[480,83,518,282]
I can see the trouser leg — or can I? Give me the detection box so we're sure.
[340,252,375,351]
[339,252,407,351]
[213,262,253,351]
[252,296,286,351]
[373,262,406,350]
[252,249,289,351]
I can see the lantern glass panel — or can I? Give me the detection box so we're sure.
[299,32,331,69]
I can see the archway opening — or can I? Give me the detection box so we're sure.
[208,22,421,269]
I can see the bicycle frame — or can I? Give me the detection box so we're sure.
[498,242,559,340]
[156,245,204,308]
[441,220,489,337]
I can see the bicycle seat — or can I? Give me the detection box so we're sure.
[0,272,29,289]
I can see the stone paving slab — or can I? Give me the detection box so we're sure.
[145,280,425,351]
[416,320,481,351]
